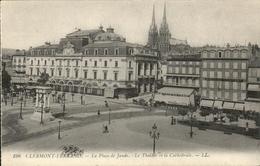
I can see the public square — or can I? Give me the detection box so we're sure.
[2,93,260,154]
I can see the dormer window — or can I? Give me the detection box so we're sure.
[104,49,108,55]
[115,48,119,55]
[218,52,222,58]
[94,49,98,55]
[129,49,133,55]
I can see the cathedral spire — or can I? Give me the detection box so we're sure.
[163,2,167,23]
[147,4,158,49]
[152,4,156,26]
[149,4,157,32]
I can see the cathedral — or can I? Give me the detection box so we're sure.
[147,3,188,59]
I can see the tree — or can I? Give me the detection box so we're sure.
[200,110,210,121]
[2,62,11,94]
[37,72,49,86]
[179,108,188,120]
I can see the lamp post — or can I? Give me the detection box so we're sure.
[189,104,195,138]
[58,120,62,139]
[149,123,160,154]
[19,91,23,120]
[62,92,65,118]
[40,94,44,125]
[105,100,111,124]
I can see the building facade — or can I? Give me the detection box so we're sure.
[246,56,260,112]
[164,54,201,91]
[26,27,159,98]
[201,46,250,104]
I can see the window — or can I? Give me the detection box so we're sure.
[209,81,214,88]
[104,49,108,55]
[114,72,118,80]
[93,71,97,79]
[195,68,199,74]
[129,61,132,68]
[128,72,132,81]
[30,68,33,75]
[203,62,207,68]
[103,71,107,80]
[241,83,246,90]
[51,69,54,76]
[233,72,238,78]
[37,68,40,76]
[241,72,246,79]
[233,82,238,90]
[225,82,229,90]
[67,69,70,77]
[85,49,89,55]
[76,60,79,67]
[210,71,214,78]
[218,62,222,68]
[217,71,222,78]
[52,60,54,66]
[181,67,186,74]
[129,49,133,55]
[225,72,230,78]
[115,48,119,55]
[218,52,222,58]
[202,80,207,88]
[59,60,62,66]
[31,60,33,65]
[104,61,107,67]
[175,67,179,73]
[115,61,118,67]
[85,60,88,67]
[94,61,97,67]
[233,62,238,69]
[23,57,26,63]
[225,62,230,69]
[94,49,98,55]
[210,62,214,68]
[43,68,46,73]
[242,62,246,69]
[202,71,207,77]
[75,70,78,78]
[188,67,192,74]
[67,60,70,66]
[84,71,87,79]
[38,60,40,65]
[44,60,47,66]
[59,70,62,76]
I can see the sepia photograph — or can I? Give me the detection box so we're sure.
[1,0,260,165]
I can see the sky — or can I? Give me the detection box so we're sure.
[2,0,260,50]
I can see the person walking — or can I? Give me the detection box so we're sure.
[97,110,100,117]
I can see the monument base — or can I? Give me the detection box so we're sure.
[31,107,55,122]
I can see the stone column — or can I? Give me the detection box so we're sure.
[43,94,46,108]
[47,94,50,107]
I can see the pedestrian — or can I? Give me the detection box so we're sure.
[97,110,100,117]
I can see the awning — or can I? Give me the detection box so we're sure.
[200,99,214,108]
[213,100,223,109]
[234,103,245,111]
[157,87,194,97]
[223,102,235,110]
[248,84,260,92]
[154,94,190,106]
[245,101,260,113]
[11,77,29,84]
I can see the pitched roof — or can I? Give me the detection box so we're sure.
[158,87,194,97]
[34,44,60,49]
[83,41,143,48]
[249,57,260,68]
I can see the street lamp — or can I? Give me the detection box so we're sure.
[149,123,160,154]
[19,91,23,120]
[62,93,66,118]
[189,104,196,138]
[40,94,44,125]
[58,120,62,139]
[105,100,111,125]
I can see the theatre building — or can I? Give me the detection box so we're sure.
[200,46,250,112]
[26,27,159,98]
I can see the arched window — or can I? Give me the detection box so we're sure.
[104,49,108,55]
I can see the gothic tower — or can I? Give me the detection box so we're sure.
[159,2,171,57]
[147,5,159,49]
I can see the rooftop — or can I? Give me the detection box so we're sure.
[249,57,260,68]
[66,28,103,37]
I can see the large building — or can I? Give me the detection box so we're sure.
[147,3,188,59]
[26,27,159,98]
[200,46,251,110]
[246,56,260,112]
